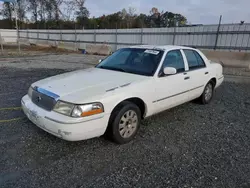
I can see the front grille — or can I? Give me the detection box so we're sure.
[31,89,57,111]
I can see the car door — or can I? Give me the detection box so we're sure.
[152,50,191,114]
[182,49,210,100]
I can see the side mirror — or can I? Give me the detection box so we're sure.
[98,59,103,63]
[163,67,177,75]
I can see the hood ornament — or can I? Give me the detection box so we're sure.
[37,96,42,102]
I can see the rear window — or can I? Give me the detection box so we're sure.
[183,50,206,70]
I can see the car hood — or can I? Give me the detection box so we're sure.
[32,68,147,103]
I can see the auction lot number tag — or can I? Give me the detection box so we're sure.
[144,50,160,55]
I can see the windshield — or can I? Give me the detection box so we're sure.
[96,48,164,76]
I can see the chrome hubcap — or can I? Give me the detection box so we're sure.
[205,83,213,101]
[119,110,138,138]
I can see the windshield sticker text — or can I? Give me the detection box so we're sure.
[144,50,160,55]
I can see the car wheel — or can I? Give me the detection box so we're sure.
[200,81,214,104]
[107,101,141,144]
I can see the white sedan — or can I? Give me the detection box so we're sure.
[22,45,224,144]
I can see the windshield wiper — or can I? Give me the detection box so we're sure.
[99,66,126,73]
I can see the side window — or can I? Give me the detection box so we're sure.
[162,50,185,73]
[194,51,206,67]
[183,50,206,70]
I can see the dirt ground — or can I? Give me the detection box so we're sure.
[0,44,80,57]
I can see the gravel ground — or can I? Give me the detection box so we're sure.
[1,53,250,76]
[223,67,250,77]
[0,54,250,188]
[0,54,105,70]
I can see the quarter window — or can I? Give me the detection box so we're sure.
[183,50,206,70]
[162,50,185,73]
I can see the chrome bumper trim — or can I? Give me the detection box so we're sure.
[153,85,204,103]
[36,87,60,101]
[45,116,104,125]
[218,76,224,80]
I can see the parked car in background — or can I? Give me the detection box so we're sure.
[22,45,224,144]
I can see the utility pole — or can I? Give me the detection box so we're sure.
[214,15,222,50]
[15,1,20,53]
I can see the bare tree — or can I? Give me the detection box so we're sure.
[0,2,14,28]
[53,0,63,22]
[45,0,54,21]
[28,0,39,23]
[128,7,136,28]
[17,0,28,23]
[128,7,136,17]
[62,0,77,21]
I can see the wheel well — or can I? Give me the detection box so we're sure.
[125,98,146,118]
[112,98,146,119]
[105,97,146,135]
[210,78,217,88]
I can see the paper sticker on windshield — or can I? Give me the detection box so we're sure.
[144,50,160,55]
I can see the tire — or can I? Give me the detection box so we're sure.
[199,81,215,104]
[107,101,141,144]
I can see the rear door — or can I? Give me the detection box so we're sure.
[182,49,210,100]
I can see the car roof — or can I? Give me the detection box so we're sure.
[130,45,195,51]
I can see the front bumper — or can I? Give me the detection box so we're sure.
[21,95,110,141]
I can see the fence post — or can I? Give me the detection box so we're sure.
[172,26,176,45]
[37,29,39,41]
[60,28,62,42]
[115,23,118,50]
[37,30,39,45]
[247,31,250,52]
[0,32,3,55]
[94,28,96,44]
[74,23,77,51]
[214,15,222,50]
[47,29,49,45]
[26,30,29,45]
[139,20,143,45]
[140,28,143,45]
[17,25,20,53]
[14,2,20,54]
[240,25,247,51]
[36,23,39,45]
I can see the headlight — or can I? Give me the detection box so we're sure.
[53,101,104,118]
[53,101,75,116]
[28,86,33,98]
[71,103,104,117]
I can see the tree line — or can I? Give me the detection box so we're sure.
[0,0,188,29]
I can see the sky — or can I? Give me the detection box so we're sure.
[85,0,250,24]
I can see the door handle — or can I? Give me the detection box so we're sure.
[205,72,209,75]
[184,76,190,80]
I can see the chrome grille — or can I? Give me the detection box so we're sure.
[31,89,57,111]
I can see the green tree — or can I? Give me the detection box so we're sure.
[1,3,188,29]
[75,0,89,29]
